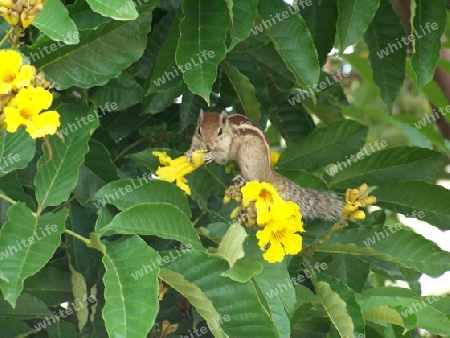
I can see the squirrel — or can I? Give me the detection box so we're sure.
[185,110,344,221]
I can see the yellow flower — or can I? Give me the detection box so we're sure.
[152,150,205,195]
[241,181,282,225]
[237,180,304,263]
[256,226,303,263]
[270,151,280,167]
[0,50,35,94]
[4,87,60,138]
[158,280,168,301]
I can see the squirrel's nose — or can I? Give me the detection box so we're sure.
[206,143,212,151]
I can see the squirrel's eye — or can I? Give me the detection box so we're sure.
[217,128,222,136]
[197,128,202,137]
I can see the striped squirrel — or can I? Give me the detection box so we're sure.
[185,110,343,221]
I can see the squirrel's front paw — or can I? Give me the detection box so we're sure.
[232,174,246,187]
[184,150,193,162]
[202,152,215,164]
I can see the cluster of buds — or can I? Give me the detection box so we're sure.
[0,0,45,30]
[230,201,258,227]
[31,70,51,89]
[223,183,242,204]
[224,182,258,227]
[342,183,377,221]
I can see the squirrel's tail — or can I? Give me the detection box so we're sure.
[271,172,344,221]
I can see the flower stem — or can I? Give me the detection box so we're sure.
[0,192,16,205]
[0,27,13,47]
[65,229,91,247]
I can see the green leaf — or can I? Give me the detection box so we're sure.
[46,320,78,337]
[299,72,348,125]
[231,55,272,124]
[34,104,99,211]
[0,292,52,318]
[247,41,296,91]
[32,0,79,44]
[276,169,328,190]
[165,250,279,337]
[216,224,247,267]
[411,0,447,91]
[0,172,35,211]
[253,261,296,338]
[84,140,119,183]
[221,60,261,121]
[315,273,365,337]
[259,0,320,90]
[228,0,258,50]
[364,1,406,109]
[146,10,182,94]
[176,0,230,102]
[0,204,68,307]
[299,0,338,66]
[373,181,450,231]
[317,224,450,277]
[0,129,35,178]
[277,120,368,171]
[221,258,263,283]
[329,255,370,293]
[272,101,315,144]
[0,318,31,336]
[102,235,159,337]
[86,0,138,20]
[23,266,72,306]
[67,205,104,285]
[159,268,226,338]
[92,179,191,217]
[22,8,154,89]
[98,203,203,249]
[328,146,444,188]
[90,73,143,112]
[337,0,380,51]
[360,288,450,335]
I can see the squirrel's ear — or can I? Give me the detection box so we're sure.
[219,110,229,125]
[199,109,204,120]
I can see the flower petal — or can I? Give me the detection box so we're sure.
[26,110,61,138]
[262,241,285,263]
[282,232,302,255]
[4,106,27,133]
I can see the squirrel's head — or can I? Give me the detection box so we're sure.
[195,110,231,151]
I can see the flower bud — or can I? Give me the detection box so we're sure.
[10,10,19,24]
[0,0,13,8]
[364,196,376,206]
[350,210,365,221]
[230,206,241,219]
[223,195,231,204]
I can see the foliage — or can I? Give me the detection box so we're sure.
[0,0,449,337]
